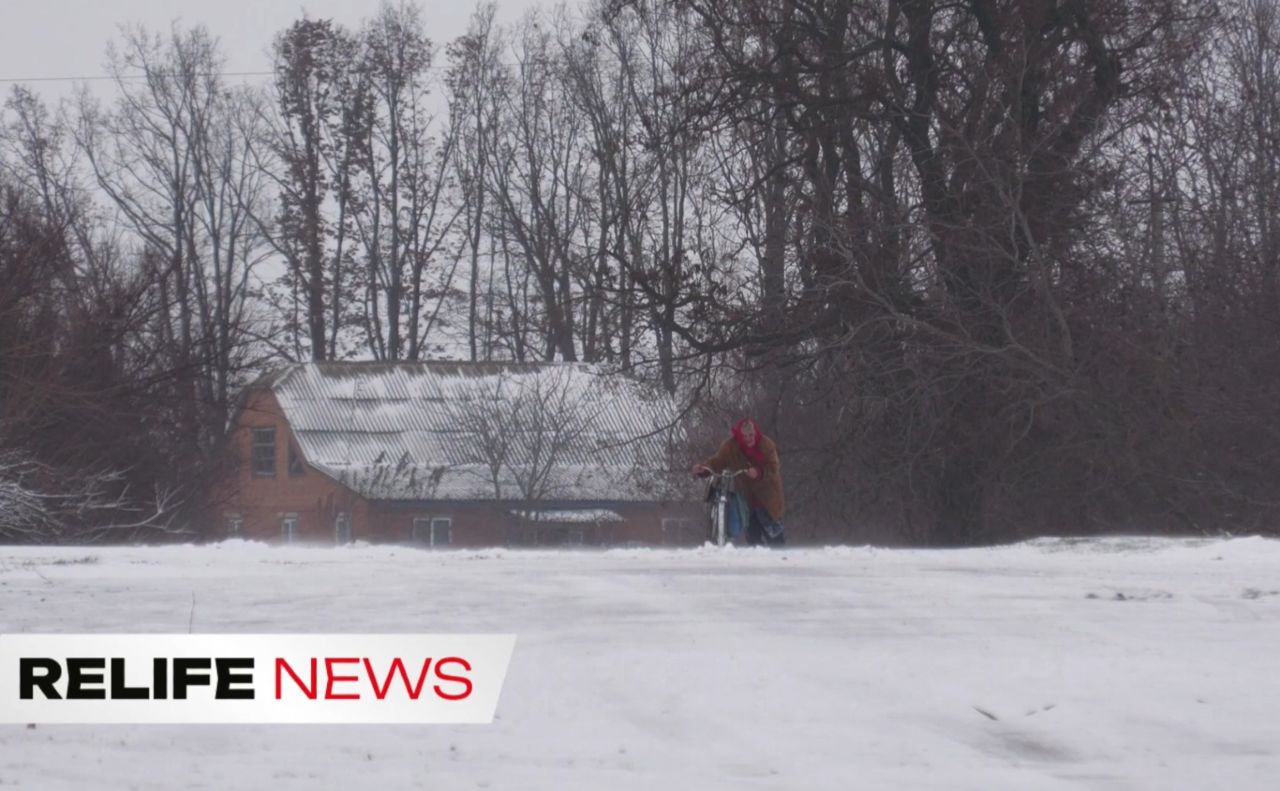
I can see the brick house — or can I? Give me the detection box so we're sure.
[219,361,703,547]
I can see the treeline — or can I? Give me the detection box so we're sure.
[1,0,1278,544]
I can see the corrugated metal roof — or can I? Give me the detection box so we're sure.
[262,362,686,503]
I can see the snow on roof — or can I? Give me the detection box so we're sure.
[258,362,687,503]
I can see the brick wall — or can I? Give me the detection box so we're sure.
[222,388,370,543]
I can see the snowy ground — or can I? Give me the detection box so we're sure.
[1,536,1278,790]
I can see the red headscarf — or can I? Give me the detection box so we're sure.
[732,417,767,468]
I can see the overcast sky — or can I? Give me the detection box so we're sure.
[0,0,547,99]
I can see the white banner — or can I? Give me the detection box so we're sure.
[0,634,515,724]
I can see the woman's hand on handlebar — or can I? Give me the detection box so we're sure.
[692,463,712,478]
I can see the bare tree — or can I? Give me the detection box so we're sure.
[447,4,507,361]
[351,1,461,361]
[259,17,370,361]
[76,24,269,448]
[445,367,603,514]
[446,370,520,499]
[0,164,184,541]
[484,11,590,363]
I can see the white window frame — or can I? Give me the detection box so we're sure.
[662,516,695,543]
[252,427,276,477]
[430,517,452,546]
[225,514,243,536]
[413,516,452,547]
[281,514,298,543]
[334,512,352,544]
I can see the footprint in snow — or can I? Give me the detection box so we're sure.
[1085,589,1172,601]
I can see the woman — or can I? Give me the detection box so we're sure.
[692,418,786,545]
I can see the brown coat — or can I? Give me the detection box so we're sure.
[702,435,785,521]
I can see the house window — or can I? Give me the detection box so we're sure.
[413,516,452,547]
[252,427,276,477]
[281,514,298,543]
[431,518,452,546]
[335,512,352,545]
[662,517,696,545]
[225,514,243,537]
[288,443,305,476]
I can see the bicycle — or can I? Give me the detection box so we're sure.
[704,468,747,547]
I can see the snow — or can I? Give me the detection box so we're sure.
[510,508,625,523]
[2,535,1279,789]
[263,362,684,503]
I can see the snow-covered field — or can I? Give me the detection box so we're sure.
[1,536,1278,790]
